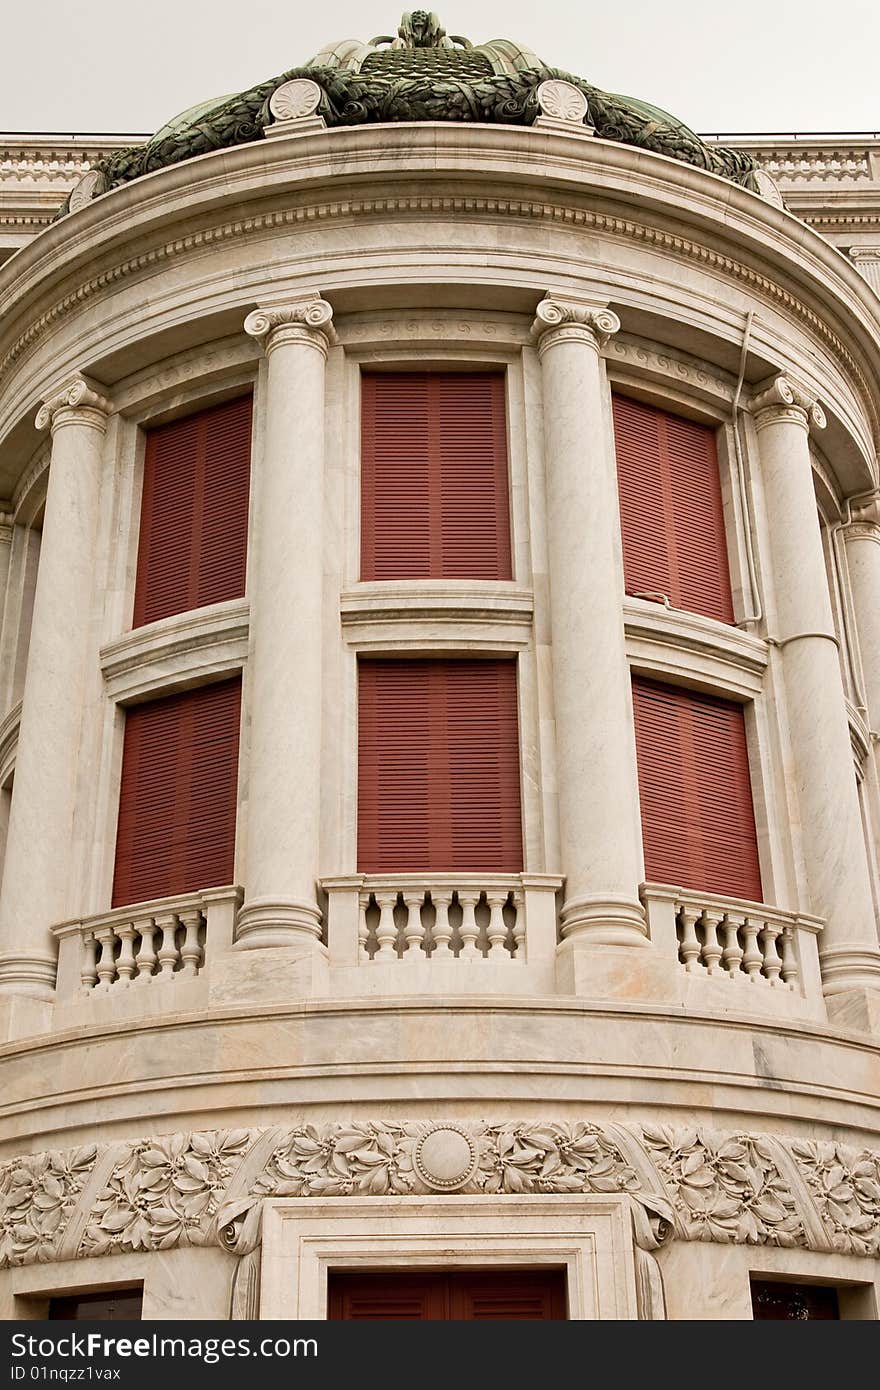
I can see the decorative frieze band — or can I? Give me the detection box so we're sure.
[1,1117,878,1271]
[752,374,827,433]
[531,295,621,352]
[35,378,112,434]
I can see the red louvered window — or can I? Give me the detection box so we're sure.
[358,658,523,873]
[632,676,762,901]
[612,393,734,623]
[329,1269,566,1320]
[133,395,252,628]
[112,678,241,907]
[360,372,512,580]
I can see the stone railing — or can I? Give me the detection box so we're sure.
[322,874,562,989]
[52,885,241,1005]
[641,882,825,1016]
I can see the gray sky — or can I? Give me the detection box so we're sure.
[3,0,878,136]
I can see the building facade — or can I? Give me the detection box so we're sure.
[1,12,880,1321]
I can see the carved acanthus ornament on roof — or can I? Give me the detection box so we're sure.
[58,11,759,216]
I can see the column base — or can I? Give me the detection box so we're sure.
[555,938,679,1001]
[825,985,880,1038]
[234,898,323,950]
[818,943,880,994]
[559,894,649,947]
[208,942,329,1006]
[0,951,56,1000]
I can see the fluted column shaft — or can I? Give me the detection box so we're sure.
[754,376,880,998]
[0,380,110,1002]
[844,490,880,754]
[532,296,647,952]
[238,298,334,950]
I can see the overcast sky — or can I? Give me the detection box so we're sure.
[4,0,879,136]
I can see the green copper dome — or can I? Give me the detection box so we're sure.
[59,10,758,215]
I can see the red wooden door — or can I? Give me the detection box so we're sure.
[632,675,763,901]
[112,677,242,907]
[357,658,523,873]
[134,395,252,627]
[328,1269,566,1320]
[613,393,734,623]
[361,371,512,581]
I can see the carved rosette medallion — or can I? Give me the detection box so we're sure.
[268,79,323,123]
[536,80,590,126]
[412,1124,479,1191]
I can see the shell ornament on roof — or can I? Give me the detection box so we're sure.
[59,11,760,216]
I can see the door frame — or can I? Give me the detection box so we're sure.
[260,1193,640,1320]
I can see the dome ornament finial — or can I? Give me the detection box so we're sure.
[369,11,472,51]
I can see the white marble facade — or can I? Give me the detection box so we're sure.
[0,98,879,1321]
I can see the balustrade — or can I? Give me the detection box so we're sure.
[52,886,241,1002]
[322,874,562,982]
[641,883,824,1014]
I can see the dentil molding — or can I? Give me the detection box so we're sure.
[1,1117,879,1271]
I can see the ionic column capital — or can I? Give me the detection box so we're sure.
[752,374,826,434]
[244,296,336,358]
[35,377,113,435]
[842,489,880,551]
[531,295,620,355]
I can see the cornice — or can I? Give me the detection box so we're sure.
[0,128,878,445]
[1,1117,878,1270]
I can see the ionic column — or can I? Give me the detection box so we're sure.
[238,298,335,955]
[753,376,880,1010]
[0,379,110,1013]
[532,295,648,972]
[843,490,880,751]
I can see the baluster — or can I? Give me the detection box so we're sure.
[720,914,744,979]
[402,892,426,956]
[155,912,179,977]
[80,932,99,990]
[741,918,763,980]
[95,926,117,989]
[779,924,799,990]
[374,893,399,960]
[511,893,525,961]
[678,907,701,972]
[179,908,203,977]
[431,893,454,957]
[135,918,158,982]
[701,910,723,975]
[358,892,370,962]
[458,891,480,958]
[115,923,137,983]
[761,923,783,986]
[486,893,508,958]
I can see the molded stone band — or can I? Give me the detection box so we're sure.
[2,1116,878,1269]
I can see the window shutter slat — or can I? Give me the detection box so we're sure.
[133,396,252,627]
[360,372,512,581]
[613,394,734,623]
[358,658,523,873]
[632,676,762,901]
[112,677,241,907]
